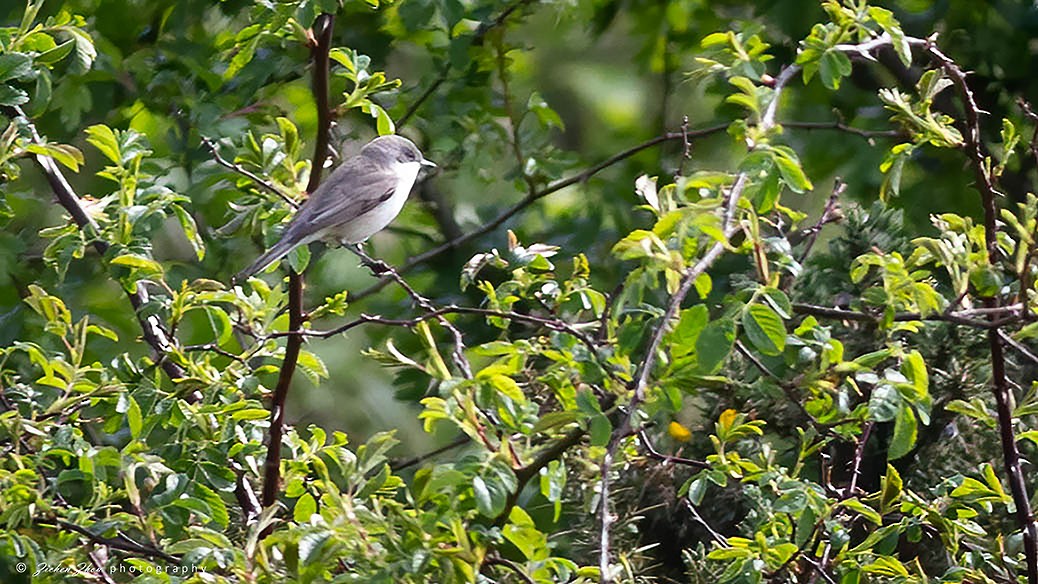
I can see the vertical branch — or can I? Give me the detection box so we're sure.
[921,40,1038,583]
[261,13,335,512]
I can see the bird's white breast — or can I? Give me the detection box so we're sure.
[339,161,420,243]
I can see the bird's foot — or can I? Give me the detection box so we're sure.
[350,243,392,275]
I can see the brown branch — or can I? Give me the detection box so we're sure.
[908,34,1038,583]
[52,519,180,564]
[200,135,299,209]
[261,12,334,515]
[349,245,473,379]
[493,424,588,527]
[790,302,1019,329]
[783,120,902,140]
[1,105,188,387]
[389,435,470,471]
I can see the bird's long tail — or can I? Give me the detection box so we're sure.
[233,238,299,284]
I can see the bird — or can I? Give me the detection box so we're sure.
[234,134,435,282]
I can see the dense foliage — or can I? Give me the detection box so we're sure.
[2,0,1038,582]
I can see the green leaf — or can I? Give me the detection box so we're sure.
[671,305,709,357]
[473,475,500,516]
[85,125,121,164]
[110,253,163,273]
[194,482,229,528]
[35,38,76,65]
[769,147,813,193]
[696,318,736,374]
[294,492,317,523]
[742,303,786,356]
[0,84,29,106]
[862,556,909,577]
[297,350,329,385]
[888,405,917,460]
[841,498,882,525]
[171,204,205,260]
[28,143,84,171]
[126,396,142,438]
[0,53,32,81]
[503,507,548,560]
[589,414,611,447]
[528,91,565,130]
[62,27,97,73]
[880,464,903,513]
[818,50,852,90]
[868,384,900,422]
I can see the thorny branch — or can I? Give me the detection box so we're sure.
[52,519,180,564]
[349,245,473,379]
[910,35,1038,583]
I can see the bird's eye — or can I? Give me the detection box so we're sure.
[398,150,417,163]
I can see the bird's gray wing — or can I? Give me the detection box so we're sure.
[282,156,397,241]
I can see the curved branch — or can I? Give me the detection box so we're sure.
[1,105,188,387]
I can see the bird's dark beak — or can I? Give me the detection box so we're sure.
[420,158,437,168]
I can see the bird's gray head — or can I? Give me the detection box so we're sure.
[360,135,436,169]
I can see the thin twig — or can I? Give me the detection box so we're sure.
[999,331,1038,367]
[200,135,299,208]
[398,0,539,128]
[783,120,901,140]
[390,435,470,470]
[846,422,874,498]
[88,549,118,584]
[683,499,729,547]
[798,178,846,263]
[637,430,709,468]
[349,245,473,379]
[183,342,247,363]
